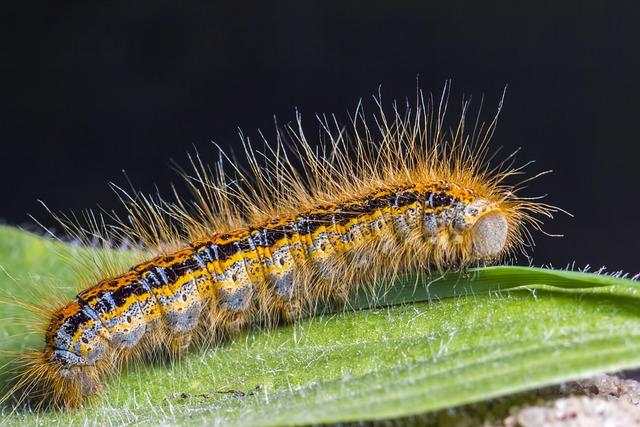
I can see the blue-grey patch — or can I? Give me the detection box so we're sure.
[81,304,101,323]
[247,236,256,251]
[160,276,204,333]
[218,261,243,282]
[218,285,252,312]
[265,244,296,297]
[112,323,147,348]
[154,293,171,308]
[107,298,145,348]
[199,246,214,262]
[273,270,294,299]
[54,324,74,349]
[393,214,410,236]
[104,292,117,311]
[146,270,162,287]
[350,221,373,244]
[138,277,153,293]
[211,244,221,260]
[69,325,107,364]
[434,200,466,229]
[260,229,270,246]
[165,303,202,332]
[137,299,156,318]
[452,217,467,232]
[156,292,177,309]
[465,205,479,217]
[344,223,359,241]
[273,244,290,259]
[193,252,206,269]
[156,267,169,285]
[369,216,384,234]
[426,192,435,208]
[52,349,85,366]
[307,232,325,252]
[352,252,374,268]
[424,213,438,235]
[451,201,469,231]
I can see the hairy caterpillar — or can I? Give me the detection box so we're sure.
[2,85,555,410]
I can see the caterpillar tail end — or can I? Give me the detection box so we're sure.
[2,351,102,411]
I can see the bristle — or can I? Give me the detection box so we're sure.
[1,85,558,410]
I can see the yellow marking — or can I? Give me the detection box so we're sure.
[70,318,97,349]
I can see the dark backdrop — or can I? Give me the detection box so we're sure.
[1,1,638,272]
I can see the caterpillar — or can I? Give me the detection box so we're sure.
[2,85,555,410]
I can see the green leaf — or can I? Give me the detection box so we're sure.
[0,225,639,426]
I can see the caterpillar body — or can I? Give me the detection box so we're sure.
[3,87,555,409]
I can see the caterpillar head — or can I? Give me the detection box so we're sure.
[453,199,511,261]
[470,212,509,258]
[33,301,108,408]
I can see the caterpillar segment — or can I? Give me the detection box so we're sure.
[33,181,511,408]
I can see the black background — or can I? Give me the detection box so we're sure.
[1,1,638,272]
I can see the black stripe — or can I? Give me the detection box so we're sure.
[432,191,454,208]
[236,238,254,252]
[263,225,290,246]
[217,241,237,259]
[110,282,140,307]
[161,266,178,284]
[62,304,92,335]
[187,187,457,262]
[171,257,200,276]
[394,190,421,207]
